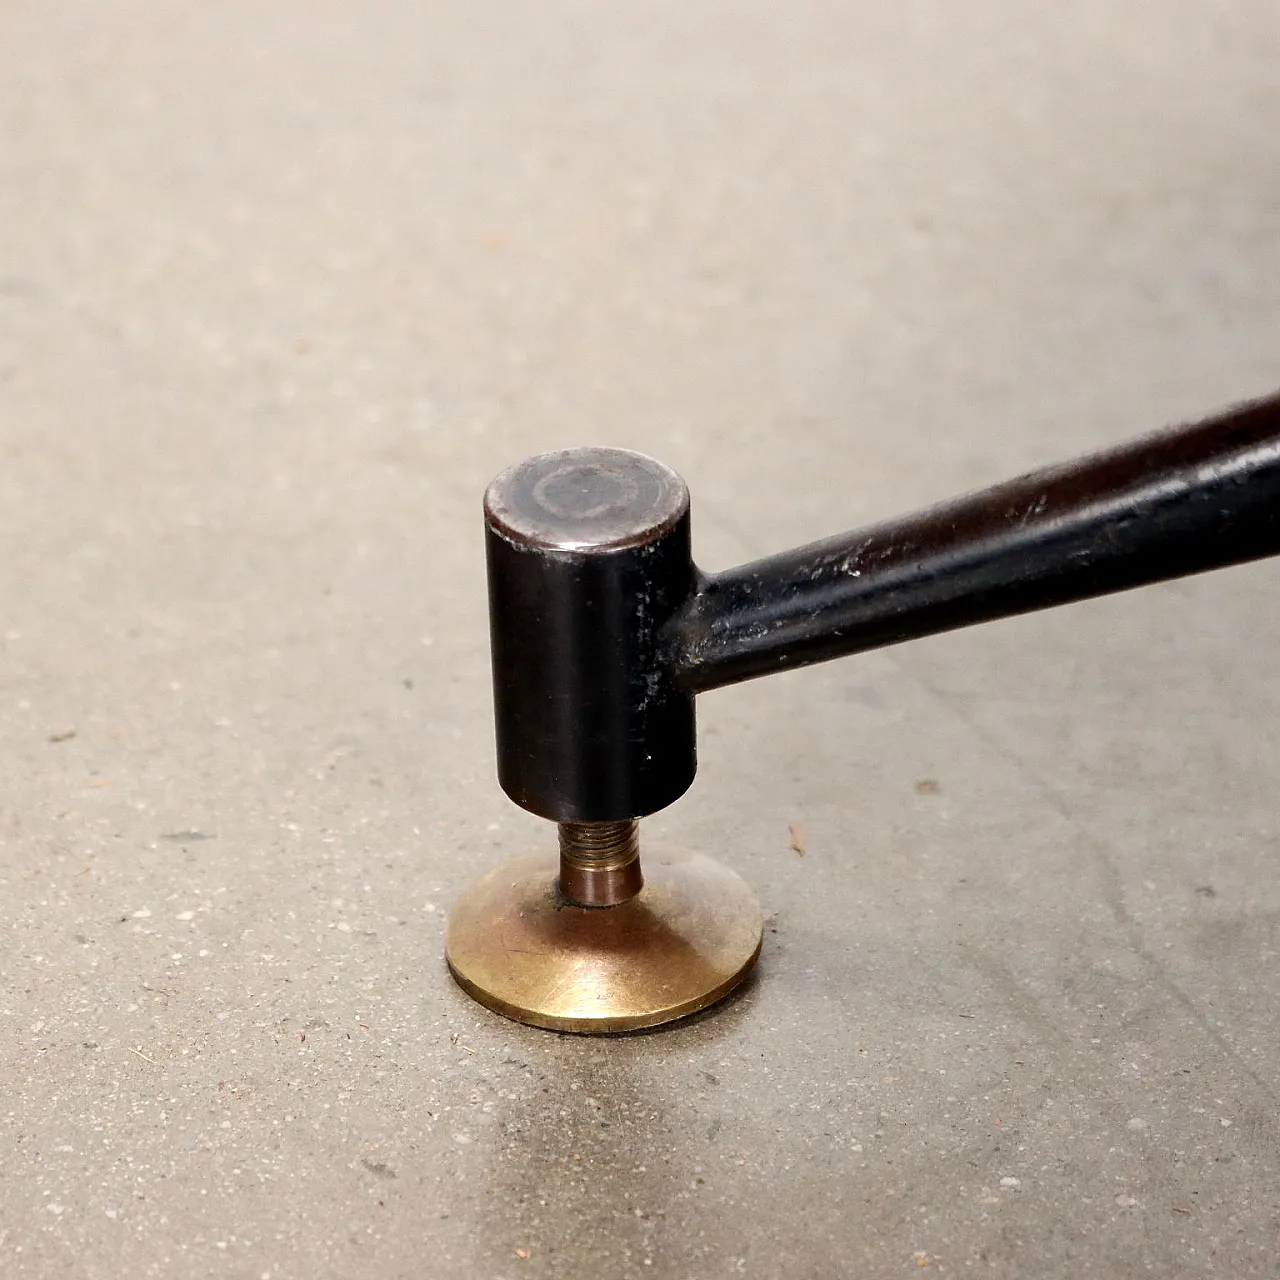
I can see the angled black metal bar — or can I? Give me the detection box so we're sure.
[667,393,1280,693]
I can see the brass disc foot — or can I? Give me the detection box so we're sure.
[445,847,762,1033]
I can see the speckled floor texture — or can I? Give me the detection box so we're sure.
[2,3,1279,1277]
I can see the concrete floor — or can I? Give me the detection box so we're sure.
[2,3,1279,1276]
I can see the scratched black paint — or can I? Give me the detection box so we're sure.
[667,393,1280,691]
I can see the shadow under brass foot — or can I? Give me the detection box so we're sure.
[445,827,761,1034]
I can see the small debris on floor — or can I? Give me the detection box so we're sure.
[915,778,940,795]
[788,820,806,856]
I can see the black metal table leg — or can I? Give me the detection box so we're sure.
[447,391,1280,1033]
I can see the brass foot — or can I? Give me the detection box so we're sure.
[445,825,761,1034]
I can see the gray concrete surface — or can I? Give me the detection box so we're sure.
[2,3,1279,1276]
